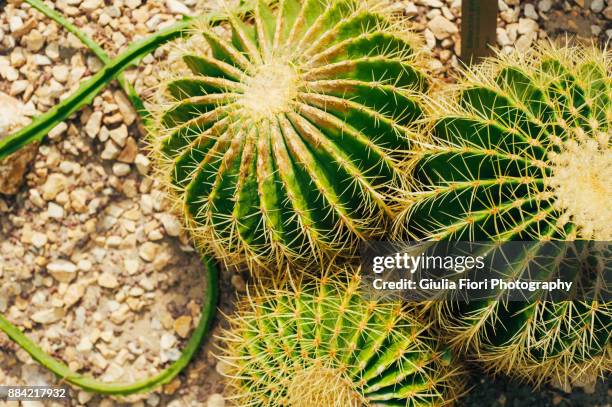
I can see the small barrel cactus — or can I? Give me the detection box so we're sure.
[217,270,462,406]
[151,0,429,270]
[401,44,611,385]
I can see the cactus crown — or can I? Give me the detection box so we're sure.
[402,43,611,241]
[151,0,429,270]
[218,271,461,406]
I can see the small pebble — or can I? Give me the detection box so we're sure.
[47,260,77,283]
[139,242,160,262]
[207,394,225,407]
[524,4,539,19]
[98,272,119,289]
[47,202,65,219]
[591,0,605,13]
[134,154,151,175]
[112,163,131,177]
[31,232,47,248]
[173,316,192,338]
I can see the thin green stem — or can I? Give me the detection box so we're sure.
[0,256,218,395]
[0,18,191,161]
[24,0,150,120]
[0,0,261,162]
[0,2,262,396]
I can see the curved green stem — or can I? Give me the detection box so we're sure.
[0,1,262,395]
[0,18,191,161]
[0,256,218,395]
[24,0,150,120]
[0,0,261,162]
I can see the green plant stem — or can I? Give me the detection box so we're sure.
[0,0,261,162]
[0,256,218,395]
[24,0,150,120]
[0,2,260,395]
[0,18,190,161]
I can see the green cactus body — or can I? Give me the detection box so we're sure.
[402,45,611,384]
[152,0,428,270]
[219,271,461,406]
[405,45,610,242]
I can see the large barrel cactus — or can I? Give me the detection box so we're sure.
[403,44,610,242]
[151,0,429,270]
[217,270,462,406]
[401,44,611,385]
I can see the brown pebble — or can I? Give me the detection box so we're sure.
[174,315,193,338]
[117,137,138,163]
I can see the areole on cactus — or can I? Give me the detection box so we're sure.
[150,0,429,271]
[217,269,463,406]
[400,43,611,385]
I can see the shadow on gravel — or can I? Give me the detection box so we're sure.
[463,369,611,407]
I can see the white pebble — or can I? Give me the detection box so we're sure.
[85,111,103,139]
[125,0,142,9]
[112,163,131,177]
[47,202,65,219]
[98,272,119,289]
[404,2,418,16]
[524,3,539,19]
[538,0,552,12]
[517,18,539,35]
[47,260,77,283]
[109,125,128,147]
[101,141,120,160]
[160,333,177,350]
[160,214,181,237]
[427,15,458,40]
[31,308,65,324]
[81,0,102,12]
[124,258,140,275]
[77,259,93,271]
[207,394,225,407]
[48,122,68,140]
[9,16,23,33]
[591,0,604,13]
[31,232,47,248]
[166,0,192,15]
[52,65,70,83]
[134,154,151,175]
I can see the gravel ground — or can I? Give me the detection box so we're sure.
[0,0,610,406]
[464,370,611,407]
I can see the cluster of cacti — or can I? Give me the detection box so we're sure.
[217,269,462,406]
[401,45,611,385]
[151,0,429,270]
[3,0,609,403]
